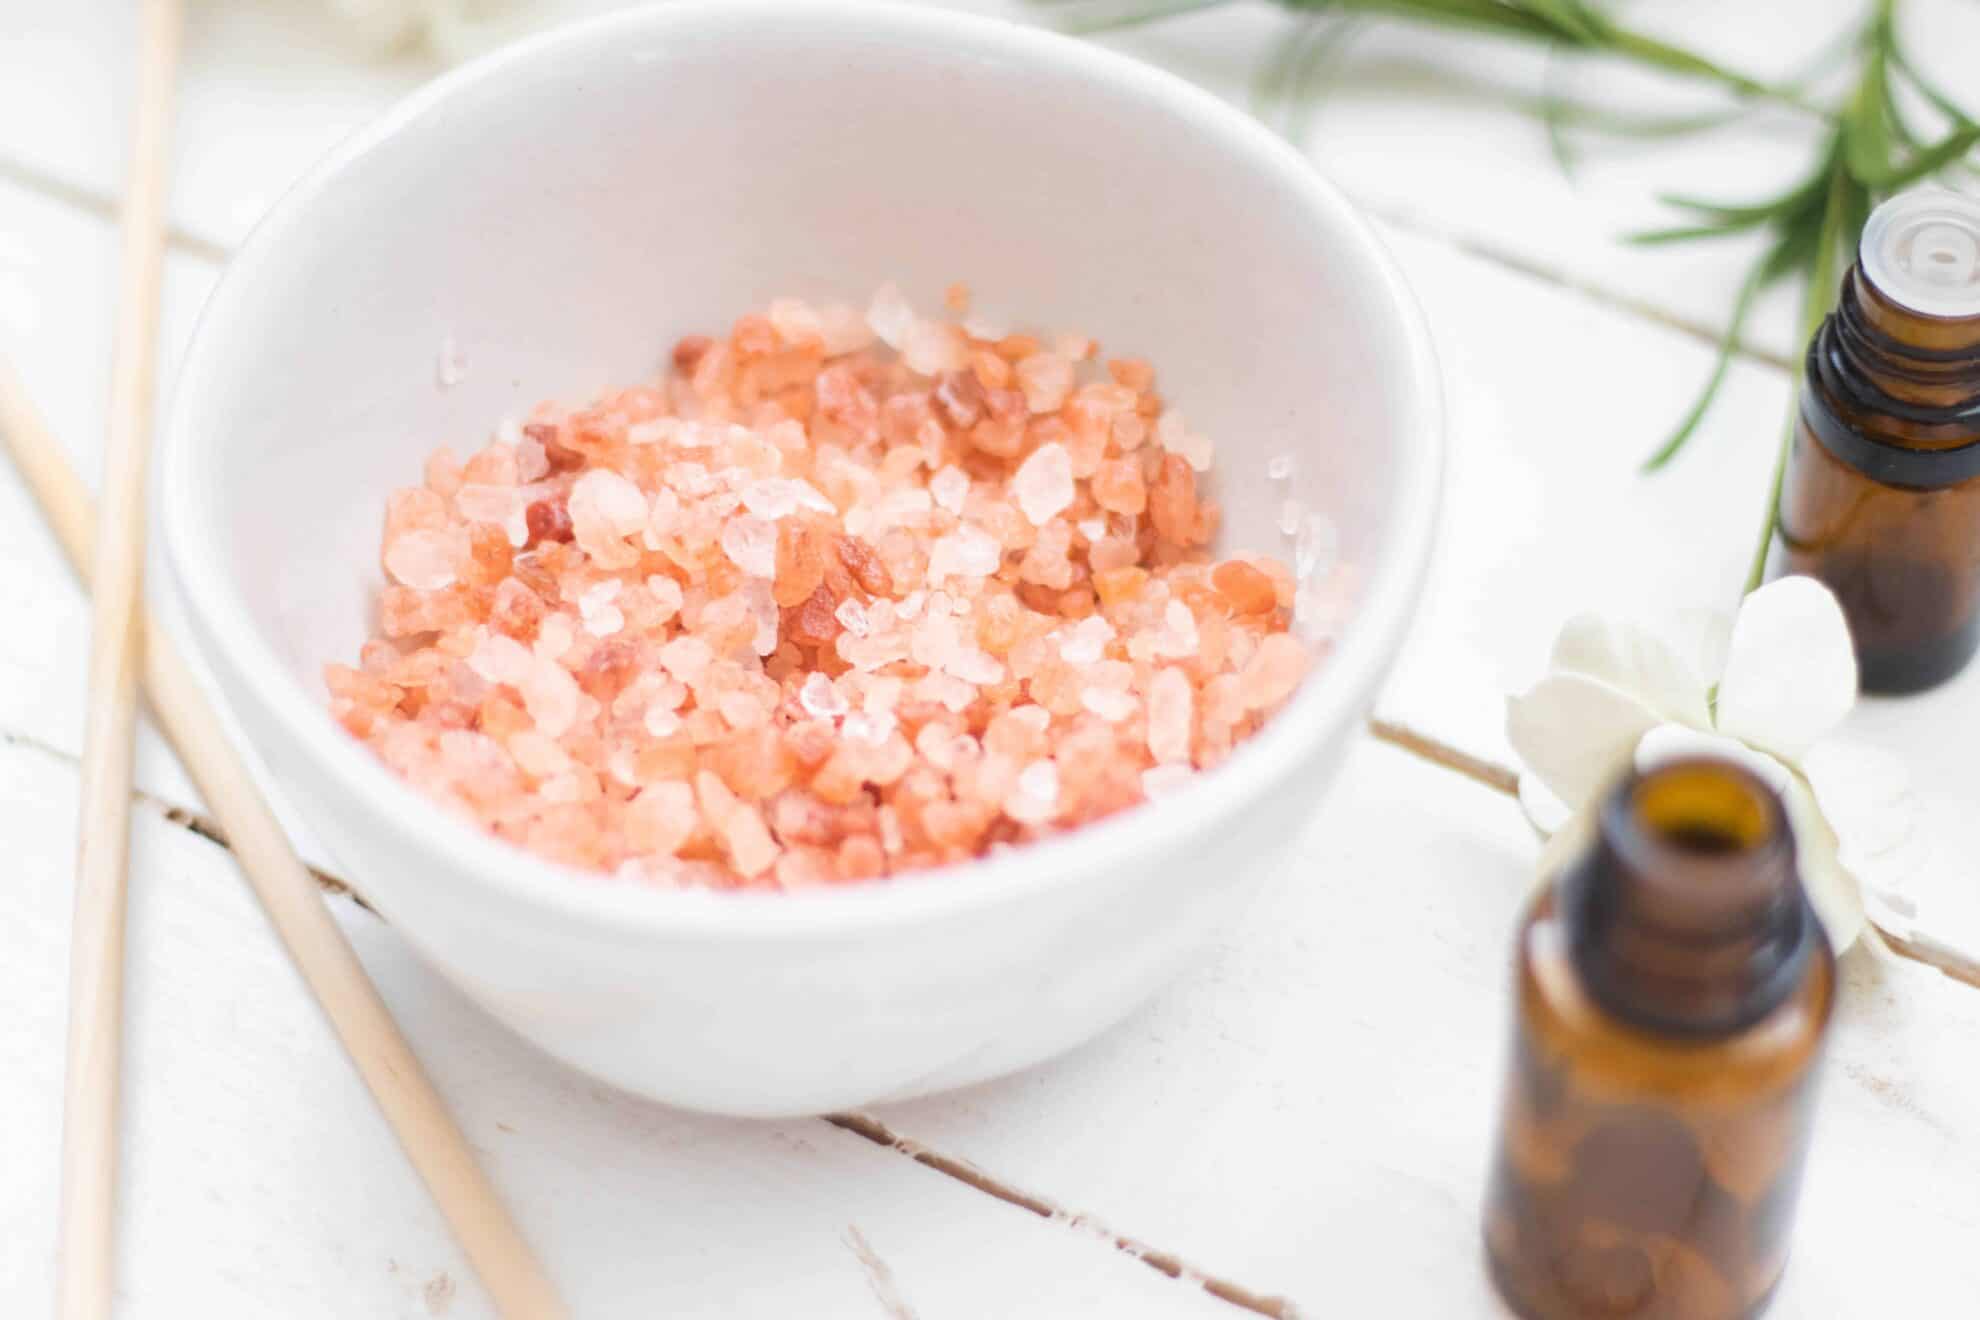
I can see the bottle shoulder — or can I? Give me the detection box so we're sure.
[1513,902,1834,1102]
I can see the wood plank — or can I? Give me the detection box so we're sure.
[0,739,1237,1318]
[867,736,1980,1315]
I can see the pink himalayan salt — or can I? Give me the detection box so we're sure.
[1146,667,1194,765]
[330,286,1325,892]
[1012,442,1074,526]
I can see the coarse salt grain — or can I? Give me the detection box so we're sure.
[1278,499,1303,537]
[834,598,870,637]
[1156,409,1213,472]
[866,282,916,349]
[1296,512,1338,581]
[1080,686,1137,722]
[800,671,849,720]
[741,478,800,521]
[383,528,462,591]
[720,515,778,578]
[930,465,969,514]
[1012,442,1074,526]
[1147,667,1193,765]
[1267,453,1295,482]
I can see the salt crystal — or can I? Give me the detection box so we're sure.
[534,615,574,661]
[383,528,461,591]
[1147,667,1194,765]
[644,705,682,738]
[767,297,823,346]
[902,319,965,376]
[520,657,580,738]
[435,335,466,388]
[1156,409,1214,472]
[467,633,533,687]
[455,483,523,527]
[1077,517,1107,542]
[866,282,916,349]
[817,302,876,355]
[1009,705,1051,735]
[862,676,904,714]
[800,671,849,720]
[1154,600,1199,659]
[745,577,780,656]
[1267,452,1296,482]
[842,710,897,746]
[570,469,649,566]
[835,598,870,637]
[495,416,525,447]
[720,514,778,578]
[946,648,1005,686]
[1058,616,1115,666]
[1012,443,1074,526]
[1017,353,1075,414]
[659,635,714,686]
[670,462,714,496]
[742,478,799,521]
[961,312,1007,341]
[1296,512,1338,581]
[1054,334,1093,362]
[719,690,768,729]
[1004,759,1060,825]
[1278,499,1303,537]
[930,466,969,514]
[645,575,684,621]
[1080,686,1137,722]
[791,480,838,515]
[895,592,925,621]
[509,730,571,778]
[910,611,962,671]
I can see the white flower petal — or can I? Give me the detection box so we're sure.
[1529,796,1600,894]
[1715,577,1858,761]
[1507,673,1661,814]
[1518,772,1574,836]
[1782,776,1866,950]
[1549,613,1712,729]
[1633,723,1794,796]
[1668,606,1734,689]
[1801,740,1912,853]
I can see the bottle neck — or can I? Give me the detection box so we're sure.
[1830,263,1980,411]
[1557,761,1823,1038]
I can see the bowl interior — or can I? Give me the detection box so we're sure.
[166,3,1434,835]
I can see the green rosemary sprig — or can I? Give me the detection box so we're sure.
[1045,0,1980,585]
[1052,0,1823,111]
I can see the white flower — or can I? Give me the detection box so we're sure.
[1507,576,1920,950]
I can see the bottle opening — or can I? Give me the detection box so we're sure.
[1861,189,1980,319]
[1632,763,1773,856]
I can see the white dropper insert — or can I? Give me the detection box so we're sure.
[1861,189,1980,319]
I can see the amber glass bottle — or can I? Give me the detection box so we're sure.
[1772,188,1980,692]
[1483,760,1835,1320]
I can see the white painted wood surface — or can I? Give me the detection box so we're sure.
[2,2,1978,1315]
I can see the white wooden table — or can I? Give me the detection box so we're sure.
[4,3,1979,1315]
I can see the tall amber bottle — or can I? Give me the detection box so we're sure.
[1483,760,1835,1320]
[1772,188,1980,692]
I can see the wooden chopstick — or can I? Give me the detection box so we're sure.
[58,2,182,1313]
[0,357,568,1318]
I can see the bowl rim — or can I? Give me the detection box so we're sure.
[160,0,1444,940]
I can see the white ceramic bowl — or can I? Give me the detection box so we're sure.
[161,0,1441,1117]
